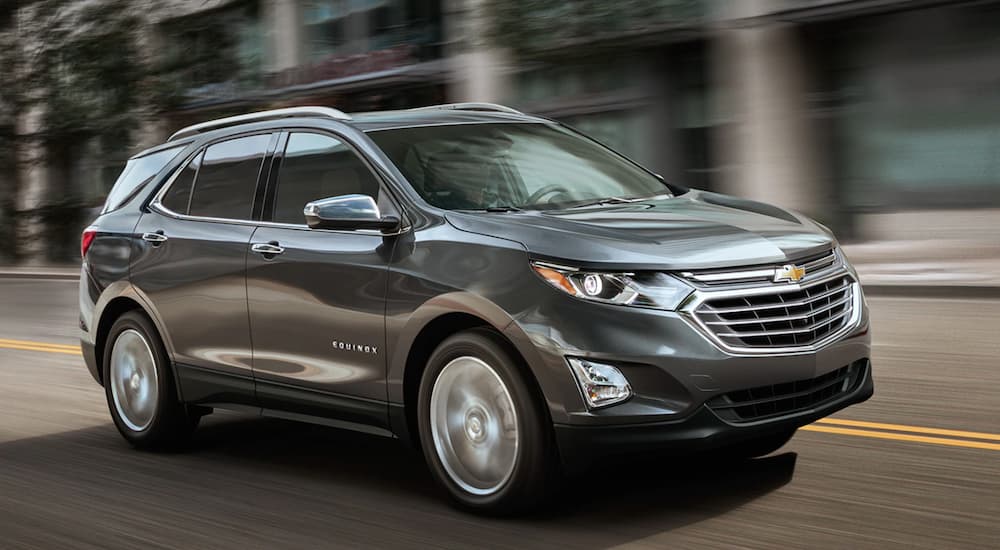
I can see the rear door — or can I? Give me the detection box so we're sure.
[132,132,277,404]
[245,131,398,432]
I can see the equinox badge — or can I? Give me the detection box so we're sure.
[332,340,379,355]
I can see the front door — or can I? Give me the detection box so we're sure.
[246,131,397,432]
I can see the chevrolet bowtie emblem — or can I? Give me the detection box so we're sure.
[774,264,806,283]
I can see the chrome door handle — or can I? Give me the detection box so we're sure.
[142,232,168,243]
[251,242,285,255]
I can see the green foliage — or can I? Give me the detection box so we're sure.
[486,0,705,55]
[0,0,149,261]
[34,0,144,149]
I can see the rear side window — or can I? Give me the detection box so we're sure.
[188,134,271,220]
[160,151,202,215]
[102,145,185,213]
[272,133,383,224]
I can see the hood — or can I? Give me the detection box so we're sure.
[444,190,836,270]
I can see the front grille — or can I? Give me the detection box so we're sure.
[693,274,857,350]
[708,360,868,423]
[683,248,839,287]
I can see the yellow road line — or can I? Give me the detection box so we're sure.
[0,338,82,355]
[801,425,1000,451]
[0,343,82,355]
[0,338,80,350]
[816,417,1000,442]
[2,337,1000,452]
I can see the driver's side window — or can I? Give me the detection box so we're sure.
[272,132,382,225]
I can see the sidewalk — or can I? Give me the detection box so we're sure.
[2,240,999,294]
[0,265,79,280]
[842,240,1000,295]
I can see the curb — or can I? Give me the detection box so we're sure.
[0,271,79,281]
[861,285,1000,299]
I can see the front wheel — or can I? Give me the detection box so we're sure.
[417,329,558,514]
[103,311,198,449]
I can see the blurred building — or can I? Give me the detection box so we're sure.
[476,0,1000,241]
[152,0,448,129]
[8,0,1000,262]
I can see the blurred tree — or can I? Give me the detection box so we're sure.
[0,2,30,262]
[485,0,704,56]
[0,0,148,262]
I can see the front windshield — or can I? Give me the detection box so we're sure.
[367,123,670,210]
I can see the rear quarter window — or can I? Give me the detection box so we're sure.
[102,145,186,213]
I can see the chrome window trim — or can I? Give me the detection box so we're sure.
[149,147,409,237]
[150,132,273,223]
[679,269,864,357]
[149,200,409,237]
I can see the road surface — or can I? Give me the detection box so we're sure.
[0,278,997,548]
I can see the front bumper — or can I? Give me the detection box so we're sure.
[554,361,873,470]
[502,269,873,468]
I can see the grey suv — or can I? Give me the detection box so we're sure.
[80,104,873,513]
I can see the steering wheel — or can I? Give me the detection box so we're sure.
[525,184,571,205]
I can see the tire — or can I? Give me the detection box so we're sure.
[723,428,797,460]
[417,328,558,514]
[103,311,198,450]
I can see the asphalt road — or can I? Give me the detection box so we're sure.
[0,278,997,549]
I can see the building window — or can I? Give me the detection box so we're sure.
[830,4,1000,209]
[302,0,441,61]
[160,1,262,101]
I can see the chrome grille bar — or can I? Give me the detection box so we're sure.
[714,307,852,338]
[682,248,840,287]
[699,280,850,314]
[704,293,853,326]
[801,251,837,273]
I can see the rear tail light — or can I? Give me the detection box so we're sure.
[81,228,97,258]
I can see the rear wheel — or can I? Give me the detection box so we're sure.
[417,329,558,514]
[103,311,198,449]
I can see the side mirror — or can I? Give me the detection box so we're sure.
[303,194,400,232]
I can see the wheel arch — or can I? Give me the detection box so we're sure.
[393,295,551,449]
[92,285,178,398]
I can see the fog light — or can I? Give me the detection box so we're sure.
[567,358,632,409]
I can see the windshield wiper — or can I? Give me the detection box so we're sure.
[565,193,673,210]
[483,205,523,213]
[566,196,641,209]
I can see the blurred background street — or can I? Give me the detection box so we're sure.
[1,0,999,266]
[1,0,1000,548]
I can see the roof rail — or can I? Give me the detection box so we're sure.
[408,103,523,115]
[168,106,352,141]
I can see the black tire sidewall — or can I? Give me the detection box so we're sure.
[417,328,555,514]
[102,311,184,448]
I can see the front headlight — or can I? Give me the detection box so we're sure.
[531,261,693,311]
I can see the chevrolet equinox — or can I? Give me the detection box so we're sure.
[80,103,873,513]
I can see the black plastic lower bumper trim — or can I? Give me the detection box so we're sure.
[553,365,874,472]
